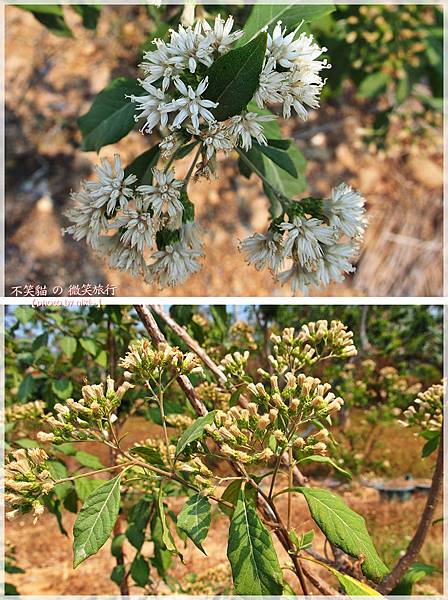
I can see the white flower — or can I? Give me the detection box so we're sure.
[167,77,218,133]
[283,68,325,120]
[266,20,305,68]
[316,242,357,286]
[292,31,329,76]
[85,155,137,215]
[160,134,179,158]
[138,168,184,230]
[140,38,183,91]
[201,14,243,54]
[167,22,213,74]
[113,197,154,254]
[181,221,204,252]
[146,242,202,287]
[254,57,287,109]
[228,111,276,151]
[62,188,108,249]
[323,183,367,239]
[200,121,234,160]
[240,230,284,273]
[128,80,174,134]
[281,216,335,268]
[108,242,147,277]
[277,261,321,295]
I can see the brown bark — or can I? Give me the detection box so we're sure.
[134,304,207,416]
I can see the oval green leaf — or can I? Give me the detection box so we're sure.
[297,487,389,582]
[73,475,121,567]
[227,487,283,594]
[204,33,267,121]
[175,411,217,457]
[177,494,211,554]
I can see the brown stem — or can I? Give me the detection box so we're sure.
[151,304,227,384]
[378,434,444,594]
[134,305,207,416]
[301,564,338,595]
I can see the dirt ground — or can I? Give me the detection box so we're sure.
[5,416,444,595]
[5,5,444,297]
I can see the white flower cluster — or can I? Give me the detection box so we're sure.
[240,183,367,295]
[256,20,330,120]
[63,154,204,288]
[131,16,329,167]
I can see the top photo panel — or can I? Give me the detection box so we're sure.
[5,3,443,298]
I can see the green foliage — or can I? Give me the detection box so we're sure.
[238,4,334,46]
[17,5,73,37]
[227,488,283,594]
[297,487,389,582]
[77,77,142,152]
[205,33,267,120]
[177,494,211,553]
[390,562,440,595]
[124,145,160,186]
[175,411,217,457]
[73,475,121,567]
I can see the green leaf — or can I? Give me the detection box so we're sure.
[297,487,389,582]
[110,564,125,586]
[421,432,440,458]
[256,143,298,178]
[47,460,71,502]
[177,494,211,554]
[73,5,101,30]
[18,374,35,401]
[124,145,160,186]
[77,77,142,152]
[16,438,39,449]
[157,487,179,556]
[79,338,98,356]
[239,4,334,46]
[126,499,151,550]
[290,529,314,551]
[74,478,104,502]
[219,479,258,517]
[74,451,105,470]
[32,332,48,352]
[131,555,150,587]
[52,378,73,400]
[111,533,125,558]
[151,513,173,579]
[227,487,283,594]
[73,475,121,567]
[95,350,108,368]
[390,562,440,595]
[204,33,267,121]
[5,583,19,595]
[17,4,73,37]
[131,445,165,466]
[175,411,217,457]
[313,559,383,596]
[15,306,35,324]
[358,72,389,99]
[60,336,77,358]
[298,455,352,478]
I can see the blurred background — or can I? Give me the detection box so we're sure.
[5,4,443,296]
[5,304,444,594]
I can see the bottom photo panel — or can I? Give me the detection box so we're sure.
[4,304,444,597]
